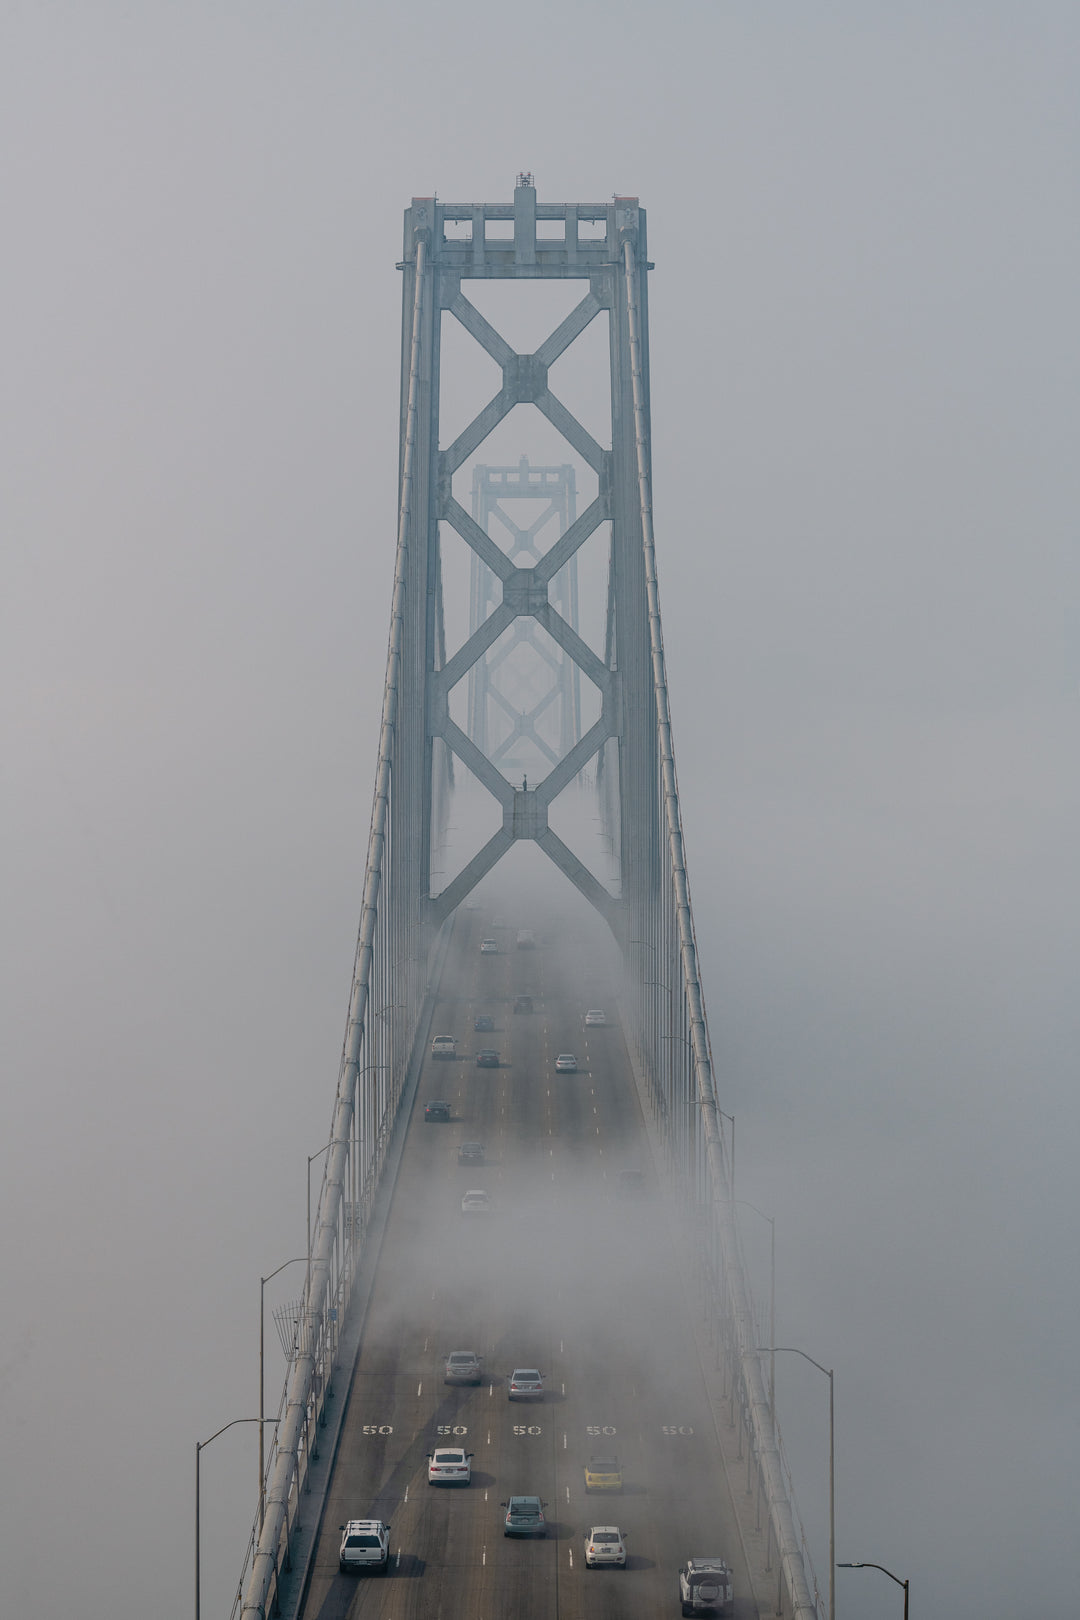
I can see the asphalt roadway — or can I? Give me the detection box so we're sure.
[297,908,756,1620]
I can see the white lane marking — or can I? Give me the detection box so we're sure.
[565,1483,571,1502]
[561,1384,565,1397]
[404,1485,409,1503]
[417,1380,423,1397]
[562,1430,567,1448]
[487,1429,491,1444]
[395,1550,401,1569]
[423,1337,429,1352]
[569,1546,574,1568]
[559,1340,564,1354]
[482,1544,487,1566]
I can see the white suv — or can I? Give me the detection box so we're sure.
[338,1518,391,1572]
[679,1558,733,1615]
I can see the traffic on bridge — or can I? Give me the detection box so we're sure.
[297,899,753,1619]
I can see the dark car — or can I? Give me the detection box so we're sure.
[502,1495,547,1537]
[424,1100,451,1122]
[476,1048,499,1068]
[513,994,534,1013]
[458,1141,485,1164]
[474,1013,495,1032]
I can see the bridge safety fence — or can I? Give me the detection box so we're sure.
[617,226,822,1620]
[233,234,436,1620]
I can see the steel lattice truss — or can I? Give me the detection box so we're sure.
[466,458,582,771]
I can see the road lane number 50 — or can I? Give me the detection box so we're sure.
[586,1426,617,1437]
[513,1424,542,1436]
[362,1424,393,1435]
[437,1424,468,1436]
[661,1424,694,1436]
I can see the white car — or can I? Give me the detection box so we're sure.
[555,1053,578,1073]
[508,1367,544,1400]
[479,937,499,954]
[584,1525,627,1568]
[461,1189,492,1215]
[584,1008,607,1027]
[338,1518,391,1572]
[427,1446,473,1485]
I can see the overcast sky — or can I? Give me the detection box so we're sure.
[2,4,1078,1617]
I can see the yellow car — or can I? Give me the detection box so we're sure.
[583,1455,623,1493]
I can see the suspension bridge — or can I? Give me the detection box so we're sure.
[229,178,824,1620]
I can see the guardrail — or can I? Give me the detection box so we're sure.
[618,224,821,1620]
[233,232,437,1620]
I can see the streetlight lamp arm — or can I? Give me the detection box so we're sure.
[770,1346,833,1380]
[198,1415,262,1451]
[838,1562,909,1619]
[261,1256,308,1288]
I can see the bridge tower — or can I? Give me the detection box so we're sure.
[394,174,657,934]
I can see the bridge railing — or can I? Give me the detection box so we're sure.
[233,235,440,1620]
[614,226,822,1620]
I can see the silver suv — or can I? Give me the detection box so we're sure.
[444,1350,483,1384]
[679,1558,733,1615]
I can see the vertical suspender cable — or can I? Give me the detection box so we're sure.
[241,233,429,1620]
[621,233,818,1620]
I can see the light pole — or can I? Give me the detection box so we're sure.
[759,1346,834,1620]
[197,1416,275,1620]
[259,1258,306,1535]
[355,1062,388,1218]
[738,1201,776,1419]
[664,1031,736,1200]
[838,1561,909,1620]
[307,1140,334,1291]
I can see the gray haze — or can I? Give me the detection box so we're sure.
[2,4,1078,1617]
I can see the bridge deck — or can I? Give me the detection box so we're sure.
[295,906,757,1620]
